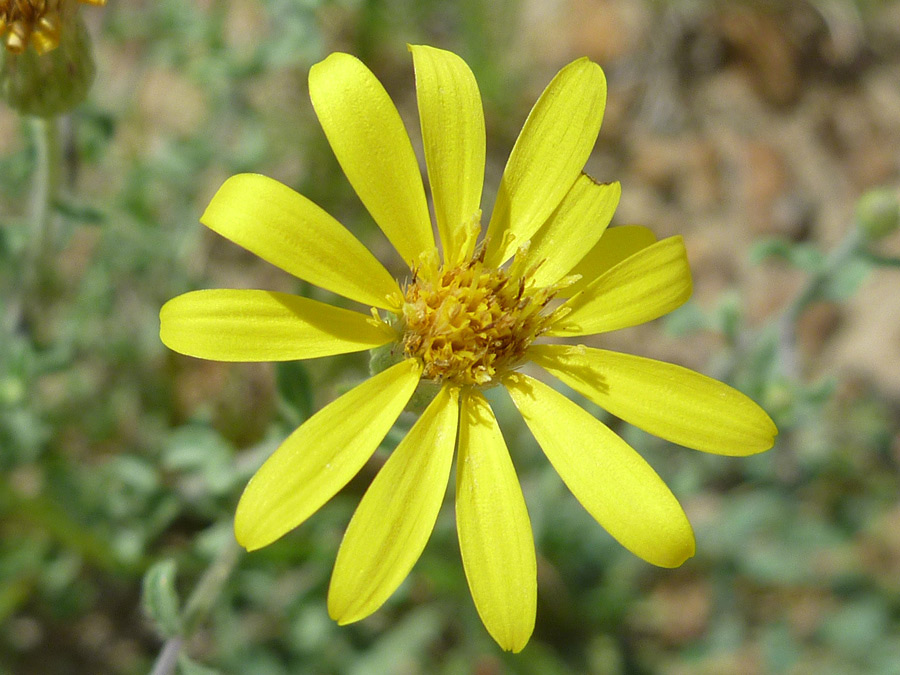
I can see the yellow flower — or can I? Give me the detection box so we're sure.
[160,46,777,652]
[0,0,104,55]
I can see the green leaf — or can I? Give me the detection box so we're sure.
[275,360,314,424]
[818,598,891,658]
[348,606,443,675]
[712,290,742,340]
[860,252,900,269]
[53,198,106,225]
[823,255,872,301]
[750,238,793,263]
[142,559,182,638]
[178,653,222,675]
[750,239,825,272]
[663,300,708,337]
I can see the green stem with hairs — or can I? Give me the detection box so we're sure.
[149,535,243,675]
[17,115,62,325]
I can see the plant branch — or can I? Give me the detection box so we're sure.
[149,535,242,675]
[776,228,862,378]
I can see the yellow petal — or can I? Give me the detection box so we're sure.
[200,174,401,310]
[524,175,621,289]
[530,345,777,455]
[485,58,607,266]
[410,45,485,266]
[505,374,695,568]
[234,359,422,551]
[328,386,459,624]
[160,290,394,361]
[548,236,692,336]
[309,53,435,268]
[561,225,657,297]
[456,390,536,653]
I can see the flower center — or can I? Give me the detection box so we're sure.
[0,0,102,54]
[399,248,561,387]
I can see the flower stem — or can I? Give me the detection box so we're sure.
[16,115,62,328]
[148,637,183,675]
[149,535,243,675]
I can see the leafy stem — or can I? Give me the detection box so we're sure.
[148,534,243,675]
[25,116,61,293]
[776,228,863,379]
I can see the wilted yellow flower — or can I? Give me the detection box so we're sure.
[0,0,104,54]
[160,46,777,652]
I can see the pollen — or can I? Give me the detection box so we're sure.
[0,0,104,55]
[399,247,566,387]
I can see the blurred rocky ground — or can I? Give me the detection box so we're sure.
[517,0,900,397]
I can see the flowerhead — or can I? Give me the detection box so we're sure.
[0,0,104,54]
[160,45,777,652]
[0,0,104,116]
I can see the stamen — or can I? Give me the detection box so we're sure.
[399,247,567,387]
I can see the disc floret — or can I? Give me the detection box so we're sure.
[399,247,564,387]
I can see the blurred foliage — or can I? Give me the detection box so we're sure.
[1,0,900,673]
